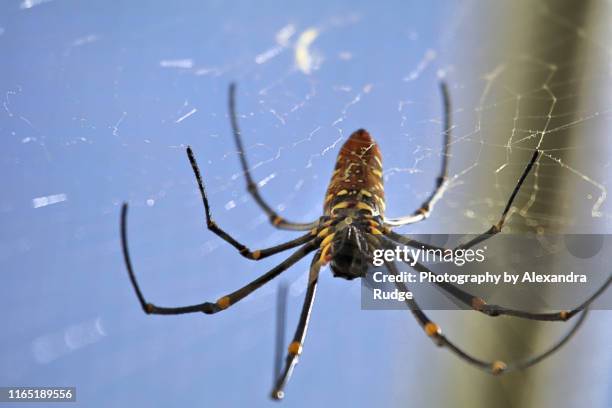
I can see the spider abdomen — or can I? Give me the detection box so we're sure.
[323,129,385,217]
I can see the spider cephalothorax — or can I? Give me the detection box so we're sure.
[328,220,376,280]
[121,82,609,400]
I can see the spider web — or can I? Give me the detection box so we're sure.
[178,6,612,240]
[1,1,611,408]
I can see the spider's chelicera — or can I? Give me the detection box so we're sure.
[121,83,610,400]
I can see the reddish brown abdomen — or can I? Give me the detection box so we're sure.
[323,129,385,217]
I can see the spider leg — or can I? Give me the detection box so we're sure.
[121,203,317,315]
[386,149,540,253]
[228,83,318,231]
[271,255,322,400]
[380,149,604,322]
[384,81,452,227]
[187,147,316,260]
[449,151,539,250]
[385,260,590,374]
[387,240,610,322]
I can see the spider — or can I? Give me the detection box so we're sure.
[121,82,610,400]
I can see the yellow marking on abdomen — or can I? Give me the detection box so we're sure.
[331,201,350,213]
[356,202,375,213]
[373,155,383,169]
[377,199,386,212]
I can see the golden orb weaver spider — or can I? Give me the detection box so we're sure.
[120,82,610,400]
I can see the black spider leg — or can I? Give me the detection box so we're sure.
[385,81,452,227]
[271,255,322,400]
[228,83,318,231]
[384,259,589,374]
[382,233,610,321]
[406,249,609,321]
[454,149,540,250]
[381,148,607,321]
[388,149,540,254]
[121,203,318,315]
[187,146,315,260]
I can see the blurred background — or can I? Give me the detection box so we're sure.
[1,0,611,407]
